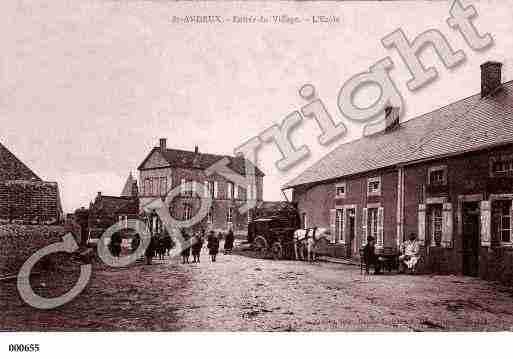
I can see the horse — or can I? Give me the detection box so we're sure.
[293,227,331,262]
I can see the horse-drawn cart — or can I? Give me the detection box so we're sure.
[247,202,301,260]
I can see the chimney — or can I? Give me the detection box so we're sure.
[97,191,102,199]
[481,61,502,97]
[194,145,199,154]
[159,138,167,152]
[384,106,400,132]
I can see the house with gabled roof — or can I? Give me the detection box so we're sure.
[283,61,513,283]
[137,139,265,233]
[0,141,62,224]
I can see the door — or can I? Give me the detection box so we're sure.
[347,209,356,257]
[462,202,480,277]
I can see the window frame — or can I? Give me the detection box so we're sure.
[367,176,382,197]
[428,165,448,186]
[227,207,233,223]
[335,182,347,199]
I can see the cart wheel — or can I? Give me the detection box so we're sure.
[254,236,267,257]
[271,242,284,260]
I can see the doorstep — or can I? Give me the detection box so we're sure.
[317,256,360,266]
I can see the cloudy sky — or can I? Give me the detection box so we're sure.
[1,0,513,212]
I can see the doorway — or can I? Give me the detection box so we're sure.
[462,202,480,277]
[347,208,356,257]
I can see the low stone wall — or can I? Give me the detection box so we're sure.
[0,224,67,276]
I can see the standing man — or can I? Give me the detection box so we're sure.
[207,230,220,262]
[224,228,234,255]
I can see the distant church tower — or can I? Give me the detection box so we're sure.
[120,172,138,198]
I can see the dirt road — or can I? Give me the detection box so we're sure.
[2,248,513,331]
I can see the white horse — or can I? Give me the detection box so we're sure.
[293,227,331,262]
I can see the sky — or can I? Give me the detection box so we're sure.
[1,0,513,213]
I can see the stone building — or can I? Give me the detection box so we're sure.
[137,139,265,233]
[0,141,62,224]
[283,61,513,284]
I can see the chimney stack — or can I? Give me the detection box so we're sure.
[159,138,167,152]
[481,61,502,98]
[194,145,199,154]
[384,106,400,132]
[97,191,102,198]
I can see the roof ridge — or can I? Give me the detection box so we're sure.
[283,80,513,189]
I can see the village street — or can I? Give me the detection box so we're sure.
[2,245,513,331]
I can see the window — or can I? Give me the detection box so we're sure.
[159,177,167,196]
[367,177,381,196]
[207,208,213,224]
[247,184,255,200]
[227,181,235,199]
[144,178,151,196]
[495,159,513,174]
[428,166,447,185]
[335,209,344,242]
[183,203,193,221]
[496,200,511,243]
[429,204,443,246]
[367,208,378,239]
[207,181,215,198]
[335,183,346,198]
[181,179,193,197]
[301,212,307,229]
[227,207,233,223]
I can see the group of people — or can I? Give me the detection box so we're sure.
[180,228,235,264]
[363,233,421,275]
[132,227,235,265]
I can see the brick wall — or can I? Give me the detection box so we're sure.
[0,180,61,225]
[293,168,399,258]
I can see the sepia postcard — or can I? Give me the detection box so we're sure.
[1,0,513,357]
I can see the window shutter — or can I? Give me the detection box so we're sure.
[442,202,453,248]
[377,207,384,248]
[204,181,209,197]
[341,209,346,245]
[418,204,426,246]
[192,181,196,197]
[362,208,368,246]
[234,185,239,199]
[181,178,186,195]
[329,209,336,243]
[214,181,218,199]
[480,200,491,247]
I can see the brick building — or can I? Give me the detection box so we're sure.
[283,61,513,283]
[137,139,264,233]
[87,191,139,236]
[0,141,62,224]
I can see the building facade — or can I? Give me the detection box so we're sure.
[284,61,513,284]
[138,139,264,233]
[0,141,62,224]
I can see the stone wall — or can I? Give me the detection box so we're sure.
[0,225,67,276]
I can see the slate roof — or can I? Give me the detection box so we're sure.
[0,141,41,181]
[283,80,513,189]
[90,195,137,214]
[138,147,265,177]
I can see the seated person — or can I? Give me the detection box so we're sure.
[363,236,382,275]
[399,233,421,273]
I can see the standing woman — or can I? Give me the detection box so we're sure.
[207,230,220,262]
[224,228,234,255]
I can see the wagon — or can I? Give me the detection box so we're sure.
[248,217,298,260]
